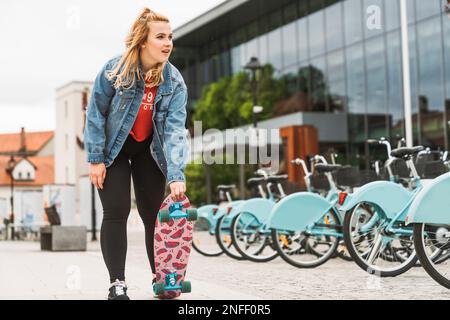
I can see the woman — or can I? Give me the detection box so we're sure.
[83,7,189,300]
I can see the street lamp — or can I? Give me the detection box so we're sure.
[244,57,263,129]
[244,57,264,163]
[5,156,16,240]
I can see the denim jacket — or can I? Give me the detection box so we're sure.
[83,55,189,184]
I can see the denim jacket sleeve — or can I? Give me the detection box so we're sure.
[164,83,189,185]
[83,60,115,164]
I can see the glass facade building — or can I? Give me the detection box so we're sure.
[172,0,450,166]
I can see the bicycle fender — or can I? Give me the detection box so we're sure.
[267,192,334,231]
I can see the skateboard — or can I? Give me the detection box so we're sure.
[153,194,197,299]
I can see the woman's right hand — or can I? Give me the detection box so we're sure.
[89,163,106,190]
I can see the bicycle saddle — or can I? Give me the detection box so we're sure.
[216,184,236,191]
[267,174,288,183]
[247,177,266,186]
[314,164,342,173]
[390,146,424,159]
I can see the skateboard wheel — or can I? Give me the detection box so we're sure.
[159,210,170,223]
[186,209,198,221]
[153,283,165,296]
[181,281,191,293]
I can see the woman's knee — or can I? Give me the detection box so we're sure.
[102,200,131,222]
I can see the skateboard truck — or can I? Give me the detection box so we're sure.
[158,202,198,223]
[153,273,192,296]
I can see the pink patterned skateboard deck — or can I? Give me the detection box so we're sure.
[153,195,194,299]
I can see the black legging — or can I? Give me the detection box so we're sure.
[97,134,166,283]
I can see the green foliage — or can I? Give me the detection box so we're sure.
[192,64,288,131]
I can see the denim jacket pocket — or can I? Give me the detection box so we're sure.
[113,88,135,112]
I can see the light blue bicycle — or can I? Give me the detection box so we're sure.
[193,184,243,257]
[406,154,450,288]
[230,171,288,262]
[340,145,441,277]
[266,155,363,268]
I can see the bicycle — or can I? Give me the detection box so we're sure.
[230,171,288,262]
[214,175,268,260]
[192,184,241,257]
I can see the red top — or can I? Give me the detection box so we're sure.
[130,85,158,142]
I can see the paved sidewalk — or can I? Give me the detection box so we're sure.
[1,229,450,300]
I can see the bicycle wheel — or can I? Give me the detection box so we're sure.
[334,240,353,261]
[215,215,245,260]
[270,209,340,268]
[192,217,223,257]
[230,212,278,263]
[414,223,450,288]
[343,202,417,277]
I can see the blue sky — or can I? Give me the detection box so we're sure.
[0,0,226,133]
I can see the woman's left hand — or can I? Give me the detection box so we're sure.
[169,181,186,201]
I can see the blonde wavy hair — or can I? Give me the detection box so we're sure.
[107,8,170,89]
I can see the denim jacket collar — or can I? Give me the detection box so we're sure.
[137,60,173,96]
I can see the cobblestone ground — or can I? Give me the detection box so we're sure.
[1,226,450,300]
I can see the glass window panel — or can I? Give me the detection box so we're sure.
[282,21,298,68]
[364,0,384,39]
[220,50,231,78]
[445,9,450,149]
[297,61,313,111]
[240,43,247,71]
[346,43,366,115]
[365,36,386,115]
[325,2,343,51]
[245,38,259,65]
[408,25,420,145]
[327,50,346,113]
[385,0,400,31]
[386,31,404,139]
[258,34,269,65]
[297,18,308,62]
[417,17,445,148]
[407,0,416,24]
[444,7,450,102]
[268,28,283,72]
[415,0,442,21]
[344,0,363,45]
[308,9,325,57]
[310,56,328,112]
[231,46,241,74]
[365,36,387,138]
[274,64,300,116]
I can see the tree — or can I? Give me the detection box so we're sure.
[192,64,288,130]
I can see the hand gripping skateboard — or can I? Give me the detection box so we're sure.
[153,194,197,299]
